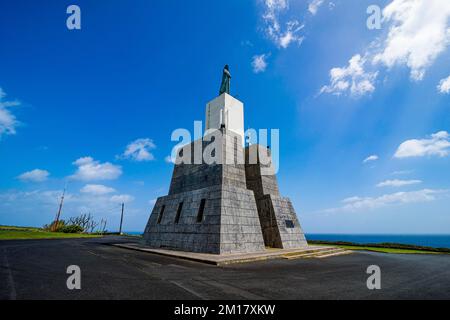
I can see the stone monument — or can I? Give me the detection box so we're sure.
[143,66,307,254]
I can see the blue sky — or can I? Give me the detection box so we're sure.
[1,0,449,233]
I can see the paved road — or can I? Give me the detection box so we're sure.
[1,237,449,300]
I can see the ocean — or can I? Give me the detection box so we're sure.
[306,234,450,249]
[124,232,450,249]
[124,231,143,236]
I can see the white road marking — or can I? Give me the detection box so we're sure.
[167,264,191,270]
[169,280,207,300]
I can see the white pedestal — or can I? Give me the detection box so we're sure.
[205,93,244,142]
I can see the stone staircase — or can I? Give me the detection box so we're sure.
[282,246,352,260]
[114,243,353,265]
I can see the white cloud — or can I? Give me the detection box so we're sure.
[437,75,450,94]
[394,131,450,158]
[71,156,122,181]
[262,0,304,49]
[80,184,116,195]
[119,138,156,162]
[321,0,450,97]
[308,0,324,15]
[391,170,413,175]
[0,188,137,225]
[376,179,422,187]
[165,155,175,164]
[327,189,447,212]
[373,0,450,81]
[110,194,134,204]
[320,54,378,97]
[17,169,50,182]
[241,40,254,47]
[252,53,269,73]
[363,154,379,163]
[0,190,71,207]
[0,87,20,139]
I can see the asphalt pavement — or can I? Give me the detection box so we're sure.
[1,236,449,300]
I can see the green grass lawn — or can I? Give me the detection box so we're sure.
[332,244,441,254]
[309,241,448,255]
[0,225,101,240]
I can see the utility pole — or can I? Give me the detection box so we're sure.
[53,187,66,232]
[119,202,124,235]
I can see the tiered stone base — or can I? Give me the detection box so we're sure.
[143,128,308,255]
[144,184,266,254]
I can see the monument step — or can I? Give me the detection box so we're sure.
[282,246,341,256]
[316,250,353,258]
[282,247,350,260]
[112,243,351,265]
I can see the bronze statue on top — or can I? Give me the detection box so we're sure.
[219,65,231,95]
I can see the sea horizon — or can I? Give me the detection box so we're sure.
[124,231,450,235]
[123,232,450,249]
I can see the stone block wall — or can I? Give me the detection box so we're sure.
[266,195,307,249]
[219,185,265,253]
[144,186,222,253]
[245,145,308,249]
[143,130,307,254]
[144,129,266,254]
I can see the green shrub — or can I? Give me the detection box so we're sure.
[43,220,66,232]
[58,225,84,234]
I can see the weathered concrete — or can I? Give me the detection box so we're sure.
[245,145,308,249]
[143,94,308,254]
[144,129,266,254]
[114,242,351,266]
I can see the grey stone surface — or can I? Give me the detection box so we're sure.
[143,129,307,254]
[245,145,308,249]
[144,129,265,254]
